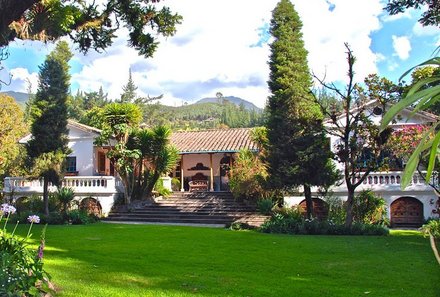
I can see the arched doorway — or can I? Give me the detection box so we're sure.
[391,197,424,227]
[80,197,102,216]
[299,198,329,220]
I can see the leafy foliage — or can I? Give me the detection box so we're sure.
[264,0,337,219]
[0,94,27,182]
[96,102,178,203]
[314,44,394,226]
[381,57,440,189]
[26,41,72,215]
[0,208,53,296]
[260,206,389,236]
[1,0,182,58]
[229,149,268,201]
[384,0,440,27]
[352,190,388,225]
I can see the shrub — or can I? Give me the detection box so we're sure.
[154,179,172,197]
[171,177,181,191]
[259,206,389,236]
[56,187,75,214]
[322,193,346,225]
[257,198,274,215]
[0,204,54,296]
[15,194,59,215]
[353,190,388,225]
[229,149,269,200]
[67,210,98,225]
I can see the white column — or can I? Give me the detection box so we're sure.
[180,156,185,192]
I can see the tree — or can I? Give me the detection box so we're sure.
[0,94,27,180]
[95,102,178,204]
[264,0,337,219]
[314,44,393,226]
[121,68,138,103]
[0,0,182,58]
[385,0,440,27]
[26,41,71,215]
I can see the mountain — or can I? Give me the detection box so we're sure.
[0,91,30,105]
[194,96,262,112]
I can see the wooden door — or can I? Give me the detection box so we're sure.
[299,198,328,220]
[391,197,423,227]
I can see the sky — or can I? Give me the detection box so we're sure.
[0,0,439,109]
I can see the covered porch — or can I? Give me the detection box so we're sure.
[170,128,258,192]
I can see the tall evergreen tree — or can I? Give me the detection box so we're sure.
[121,68,138,103]
[26,41,72,215]
[265,0,337,218]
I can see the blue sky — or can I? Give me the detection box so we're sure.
[1,0,439,108]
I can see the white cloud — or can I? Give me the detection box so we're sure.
[5,0,437,109]
[392,35,412,60]
[68,0,387,108]
[9,68,38,93]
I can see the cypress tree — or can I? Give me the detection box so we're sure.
[265,0,337,218]
[27,41,72,215]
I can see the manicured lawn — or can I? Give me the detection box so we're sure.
[18,223,440,297]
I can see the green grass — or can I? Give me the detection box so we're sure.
[16,223,440,297]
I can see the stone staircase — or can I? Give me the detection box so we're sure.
[104,192,269,228]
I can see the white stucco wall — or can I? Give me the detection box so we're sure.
[67,126,97,176]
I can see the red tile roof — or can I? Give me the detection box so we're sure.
[171,128,258,154]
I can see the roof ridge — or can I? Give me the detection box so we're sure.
[172,127,253,133]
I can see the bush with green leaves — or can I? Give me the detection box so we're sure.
[171,177,181,191]
[56,187,75,214]
[0,204,54,296]
[154,179,172,198]
[67,210,99,225]
[353,190,389,225]
[260,206,389,236]
[11,190,99,225]
[322,193,346,225]
[257,198,275,215]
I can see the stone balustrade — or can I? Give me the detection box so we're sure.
[3,176,118,195]
[331,171,437,193]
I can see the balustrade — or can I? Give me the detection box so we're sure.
[3,176,118,194]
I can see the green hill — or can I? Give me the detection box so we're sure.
[0,91,30,107]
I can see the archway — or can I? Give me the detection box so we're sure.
[298,198,329,220]
[390,197,424,227]
[79,197,102,216]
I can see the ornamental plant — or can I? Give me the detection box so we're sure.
[386,125,430,162]
[0,204,54,296]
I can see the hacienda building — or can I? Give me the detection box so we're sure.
[3,103,440,227]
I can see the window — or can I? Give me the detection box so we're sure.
[66,157,77,173]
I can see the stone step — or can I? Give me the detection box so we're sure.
[106,191,263,227]
[103,216,233,224]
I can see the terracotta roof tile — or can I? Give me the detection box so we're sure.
[171,128,258,154]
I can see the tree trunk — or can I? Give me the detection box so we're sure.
[304,184,313,220]
[43,177,49,216]
[345,189,355,227]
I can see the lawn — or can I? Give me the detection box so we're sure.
[18,223,440,297]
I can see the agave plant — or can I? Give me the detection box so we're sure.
[56,187,75,214]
